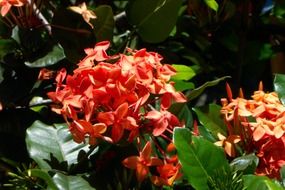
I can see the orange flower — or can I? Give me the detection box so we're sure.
[145,109,180,136]
[69,120,112,145]
[0,0,27,16]
[151,163,181,186]
[255,136,285,179]
[69,2,96,28]
[214,133,241,157]
[38,68,56,80]
[122,142,163,182]
[221,83,285,178]
[97,103,138,142]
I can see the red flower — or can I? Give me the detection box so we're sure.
[0,0,27,16]
[97,103,137,142]
[255,136,285,179]
[122,142,163,182]
[145,109,180,136]
[151,163,181,186]
[69,120,112,145]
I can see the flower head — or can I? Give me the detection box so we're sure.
[0,0,27,16]
[69,2,96,28]
[122,142,163,182]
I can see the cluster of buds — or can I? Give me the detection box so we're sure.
[47,41,186,185]
[219,83,285,178]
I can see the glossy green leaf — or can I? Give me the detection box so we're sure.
[243,175,284,190]
[173,80,195,91]
[27,169,57,190]
[171,64,196,81]
[187,76,230,100]
[230,154,258,174]
[193,104,226,137]
[204,0,219,12]
[50,173,95,190]
[25,44,65,68]
[274,74,285,105]
[173,128,229,190]
[93,5,114,41]
[126,0,183,43]
[25,121,95,169]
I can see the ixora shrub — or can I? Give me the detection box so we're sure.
[33,41,285,190]
[45,41,186,187]
[2,0,285,189]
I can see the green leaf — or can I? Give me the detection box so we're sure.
[50,172,95,190]
[274,74,285,105]
[193,104,226,137]
[25,121,96,169]
[0,39,18,61]
[173,80,195,91]
[230,154,259,174]
[92,5,114,42]
[171,64,196,81]
[27,169,57,190]
[273,1,285,18]
[259,44,273,61]
[25,44,65,68]
[126,0,183,43]
[177,104,193,128]
[280,166,285,186]
[204,0,219,12]
[187,76,230,100]
[243,175,284,190]
[173,128,229,190]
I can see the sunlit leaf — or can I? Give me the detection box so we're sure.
[173,128,229,190]
[243,175,284,190]
[173,80,195,91]
[204,0,219,12]
[25,121,97,169]
[171,64,196,81]
[50,172,95,190]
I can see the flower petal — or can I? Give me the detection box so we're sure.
[122,156,138,169]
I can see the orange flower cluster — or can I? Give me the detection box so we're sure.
[47,41,185,185]
[220,83,285,178]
